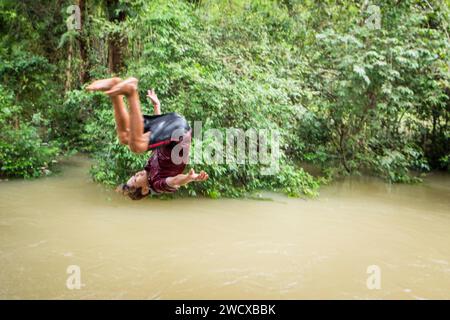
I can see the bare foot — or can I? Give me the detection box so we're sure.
[105,77,138,97]
[86,77,122,92]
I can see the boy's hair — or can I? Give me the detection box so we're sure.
[120,184,149,200]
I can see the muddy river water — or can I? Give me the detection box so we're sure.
[1,156,449,299]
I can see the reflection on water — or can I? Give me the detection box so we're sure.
[0,155,449,299]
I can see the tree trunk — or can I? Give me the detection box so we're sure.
[78,0,89,84]
[107,0,127,74]
[65,40,73,92]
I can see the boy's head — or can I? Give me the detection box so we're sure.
[116,170,150,200]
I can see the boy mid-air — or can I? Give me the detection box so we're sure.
[86,77,208,200]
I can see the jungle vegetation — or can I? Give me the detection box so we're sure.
[0,0,449,197]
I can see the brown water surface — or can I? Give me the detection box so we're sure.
[1,156,449,299]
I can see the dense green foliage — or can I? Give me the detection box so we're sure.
[0,85,58,177]
[1,0,449,197]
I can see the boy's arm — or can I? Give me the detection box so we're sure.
[166,169,209,189]
[147,89,161,115]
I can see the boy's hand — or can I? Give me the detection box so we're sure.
[186,168,209,183]
[166,169,209,189]
[147,89,160,106]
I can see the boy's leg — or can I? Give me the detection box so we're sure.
[111,95,130,145]
[106,78,150,153]
[86,77,130,145]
